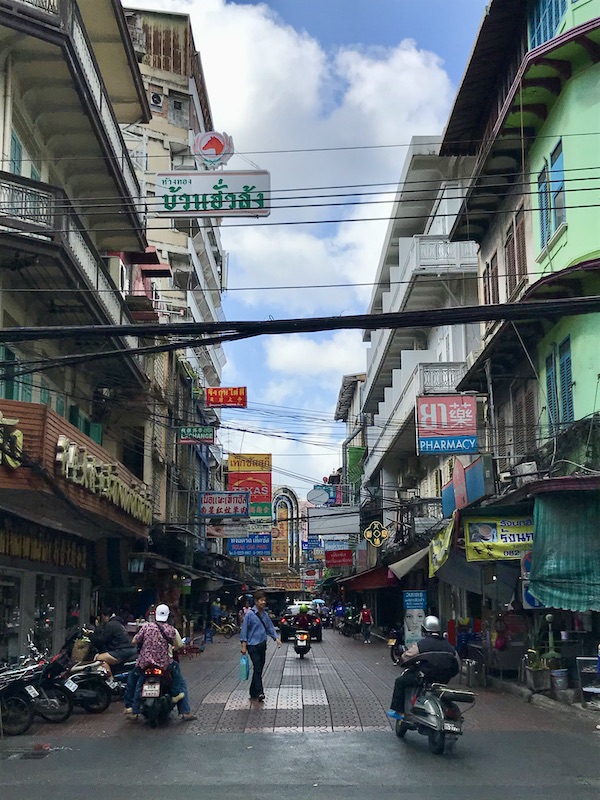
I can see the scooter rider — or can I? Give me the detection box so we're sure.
[294,604,312,631]
[386,615,459,720]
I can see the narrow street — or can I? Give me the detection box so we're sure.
[2,631,599,799]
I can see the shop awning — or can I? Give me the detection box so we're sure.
[336,565,398,591]
[529,492,600,611]
[388,547,429,581]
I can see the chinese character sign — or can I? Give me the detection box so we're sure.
[206,387,247,408]
[198,491,250,518]
[416,395,478,454]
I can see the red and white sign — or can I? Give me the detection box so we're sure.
[228,471,272,502]
[325,549,353,567]
[206,387,247,408]
[417,395,476,437]
[191,131,234,168]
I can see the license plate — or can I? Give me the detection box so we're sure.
[142,682,161,698]
[107,679,117,689]
[64,678,78,693]
[387,639,397,646]
[296,640,307,646]
[443,722,461,732]
[25,685,39,698]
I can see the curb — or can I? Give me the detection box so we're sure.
[487,675,600,723]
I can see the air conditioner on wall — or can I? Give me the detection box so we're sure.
[465,349,482,370]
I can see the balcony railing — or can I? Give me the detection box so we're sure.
[10,0,141,213]
[0,171,142,366]
[421,363,467,393]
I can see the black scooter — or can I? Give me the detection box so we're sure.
[138,664,174,727]
[293,629,311,658]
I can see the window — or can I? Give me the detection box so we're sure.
[483,253,499,307]
[514,209,527,283]
[9,132,22,175]
[529,0,568,49]
[538,165,551,246]
[551,141,565,229]
[545,354,559,434]
[505,226,517,297]
[558,337,574,424]
[513,383,537,456]
[30,164,41,182]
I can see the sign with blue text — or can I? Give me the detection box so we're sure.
[416,395,478,454]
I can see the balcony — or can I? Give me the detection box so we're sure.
[362,235,477,413]
[1,0,145,248]
[0,171,145,380]
[187,290,226,385]
[363,361,467,480]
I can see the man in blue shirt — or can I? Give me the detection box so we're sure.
[240,590,282,701]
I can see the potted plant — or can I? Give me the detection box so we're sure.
[525,648,552,692]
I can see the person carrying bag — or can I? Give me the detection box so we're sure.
[239,590,281,701]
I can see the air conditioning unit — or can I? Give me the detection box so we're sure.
[150,92,163,109]
[465,349,482,370]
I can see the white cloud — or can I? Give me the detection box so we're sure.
[265,331,366,378]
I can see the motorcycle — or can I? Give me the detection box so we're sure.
[387,628,404,664]
[341,614,361,638]
[0,673,35,736]
[138,664,174,728]
[293,629,311,658]
[394,670,475,755]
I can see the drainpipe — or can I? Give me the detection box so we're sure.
[0,52,13,170]
[484,358,498,458]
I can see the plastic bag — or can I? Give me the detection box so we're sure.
[239,653,250,681]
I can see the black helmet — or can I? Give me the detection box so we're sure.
[422,615,441,634]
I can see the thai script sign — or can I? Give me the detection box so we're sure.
[178,425,214,444]
[416,395,478,454]
[55,436,152,525]
[206,387,247,408]
[227,533,272,557]
[428,516,455,577]
[229,453,272,472]
[198,491,250,518]
[155,171,270,217]
[464,516,534,562]
[325,548,353,567]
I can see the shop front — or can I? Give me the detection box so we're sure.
[0,400,150,659]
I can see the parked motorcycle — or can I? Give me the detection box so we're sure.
[293,630,311,659]
[138,664,174,728]
[341,614,361,638]
[0,673,35,735]
[394,671,475,755]
[387,628,404,664]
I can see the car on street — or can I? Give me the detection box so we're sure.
[279,604,322,642]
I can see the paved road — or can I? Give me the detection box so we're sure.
[1,630,599,799]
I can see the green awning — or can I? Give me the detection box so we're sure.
[529,492,600,611]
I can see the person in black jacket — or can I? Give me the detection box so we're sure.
[386,616,459,720]
[90,608,137,677]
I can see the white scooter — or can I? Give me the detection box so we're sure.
[293,630,311,659]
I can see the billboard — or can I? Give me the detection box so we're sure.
[155,170,270,217]
[206,387,247,408]
[227,534,272,557]
[416,395,477,454]
[464,516,534,562]
[325,549,353,567]
[198,491,249,518]
[227,471,272,518]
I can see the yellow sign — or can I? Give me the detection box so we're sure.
[465,516,533,562]
[0,411,23,470]
[428,516,455,577]
[229,453,272,472]
[363,520,389,547]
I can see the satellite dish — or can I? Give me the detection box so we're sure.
[307,488,330,505]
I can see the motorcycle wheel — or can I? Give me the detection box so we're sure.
[341,625,351,637]
[81,682,112,714]
[390,644,402,665]
[395,719,408,738]
[299,652,305,659]
[428,730,446,755]
[222,624,234,639]
[36,685,74,723]
[0,694,34,736]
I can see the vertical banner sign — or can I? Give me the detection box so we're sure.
[416,395,477,454]
[227,453,272,519]
[403,590,427,647]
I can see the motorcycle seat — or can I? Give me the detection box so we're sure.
[430,684,475,704]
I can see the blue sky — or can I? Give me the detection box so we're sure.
[127,0,488,496]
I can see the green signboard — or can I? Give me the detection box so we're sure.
[178,425,214,444]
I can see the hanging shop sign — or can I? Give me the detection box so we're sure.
[403,591,428,647]
[441,455,494,516]
[206,387,247,408]
[464,515,534,562]
[428,516,455,577]
[198,491,250,518]
[325,548,353,567]
[0,516,88,571]
[229,453,272,472]
[190,131,234,169]
[55,436,152,525]
[363,520,389,547]
[155,171,270,217]
[416,395,478,454]
[228,469,272,519]
[227,533,272,557]
[178,425,215,444]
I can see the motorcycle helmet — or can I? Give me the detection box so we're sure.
[299,604,309,613]
[422,615,441,634]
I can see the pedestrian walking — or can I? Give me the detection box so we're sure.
[360,604,374,643]
[240,590,281,701]
[333,601,346,631]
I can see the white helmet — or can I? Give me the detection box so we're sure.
[422,615,441,633]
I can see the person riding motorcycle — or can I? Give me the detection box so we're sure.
[88,608,137,677]
[386,615,459,720]
[294,604,312,631]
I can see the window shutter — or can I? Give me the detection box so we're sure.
[558,338,574,423]
[10,132,22,175]
[489,253,499,304]
[546,354,559,434]
[515,209,526,282]
[505,227,516,297]
[538,167,550,246]
[513,393,525,456]
[524,385,537,453]
[89,423,103,446]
